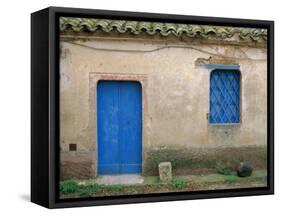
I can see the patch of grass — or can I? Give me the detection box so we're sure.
[143,176,159,184]
[207,185,215,190]
[171,178,186,190]
[224,175,238,184]
[60,180,79,193]
[59,169,267,198]
[83,183,101,193]
[219,165,232,175]
[105,184,124,192]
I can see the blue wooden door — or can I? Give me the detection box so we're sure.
[97,81,142,174]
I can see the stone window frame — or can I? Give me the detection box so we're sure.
[196,63,242,127]
[89,72,148,177]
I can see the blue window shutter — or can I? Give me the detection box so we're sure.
[209,70,240,124]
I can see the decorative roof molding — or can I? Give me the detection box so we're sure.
[60,17,267,42]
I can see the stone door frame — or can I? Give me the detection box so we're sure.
[89,72,148,177]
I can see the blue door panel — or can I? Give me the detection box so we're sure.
[119,82,142,173]
[97,81,142,174]
[97,81,120,174]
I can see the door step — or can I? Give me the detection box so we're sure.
[96,174,144,185]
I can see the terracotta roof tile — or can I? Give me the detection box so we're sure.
[60,17,267,42]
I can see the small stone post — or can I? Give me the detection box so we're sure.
[159,162,172,182]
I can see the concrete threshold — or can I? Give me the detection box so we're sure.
[96,174,144,185]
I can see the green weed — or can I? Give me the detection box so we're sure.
[171,178,186,190]
[60,180,79,193]
[219,165,232,175]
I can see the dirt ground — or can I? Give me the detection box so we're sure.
[60,170,267,199]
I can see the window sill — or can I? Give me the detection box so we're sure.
[208,123,241,126]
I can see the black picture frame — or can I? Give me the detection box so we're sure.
[31,6,274,208]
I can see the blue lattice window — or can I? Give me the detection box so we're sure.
[209,70,240,124]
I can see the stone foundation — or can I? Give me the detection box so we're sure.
[143,146,267,175]
[60,146,267,180]
[60,152,96,180]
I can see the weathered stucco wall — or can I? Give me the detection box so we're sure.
[60,34,267,179]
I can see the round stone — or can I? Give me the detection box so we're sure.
[236,161,253,177]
